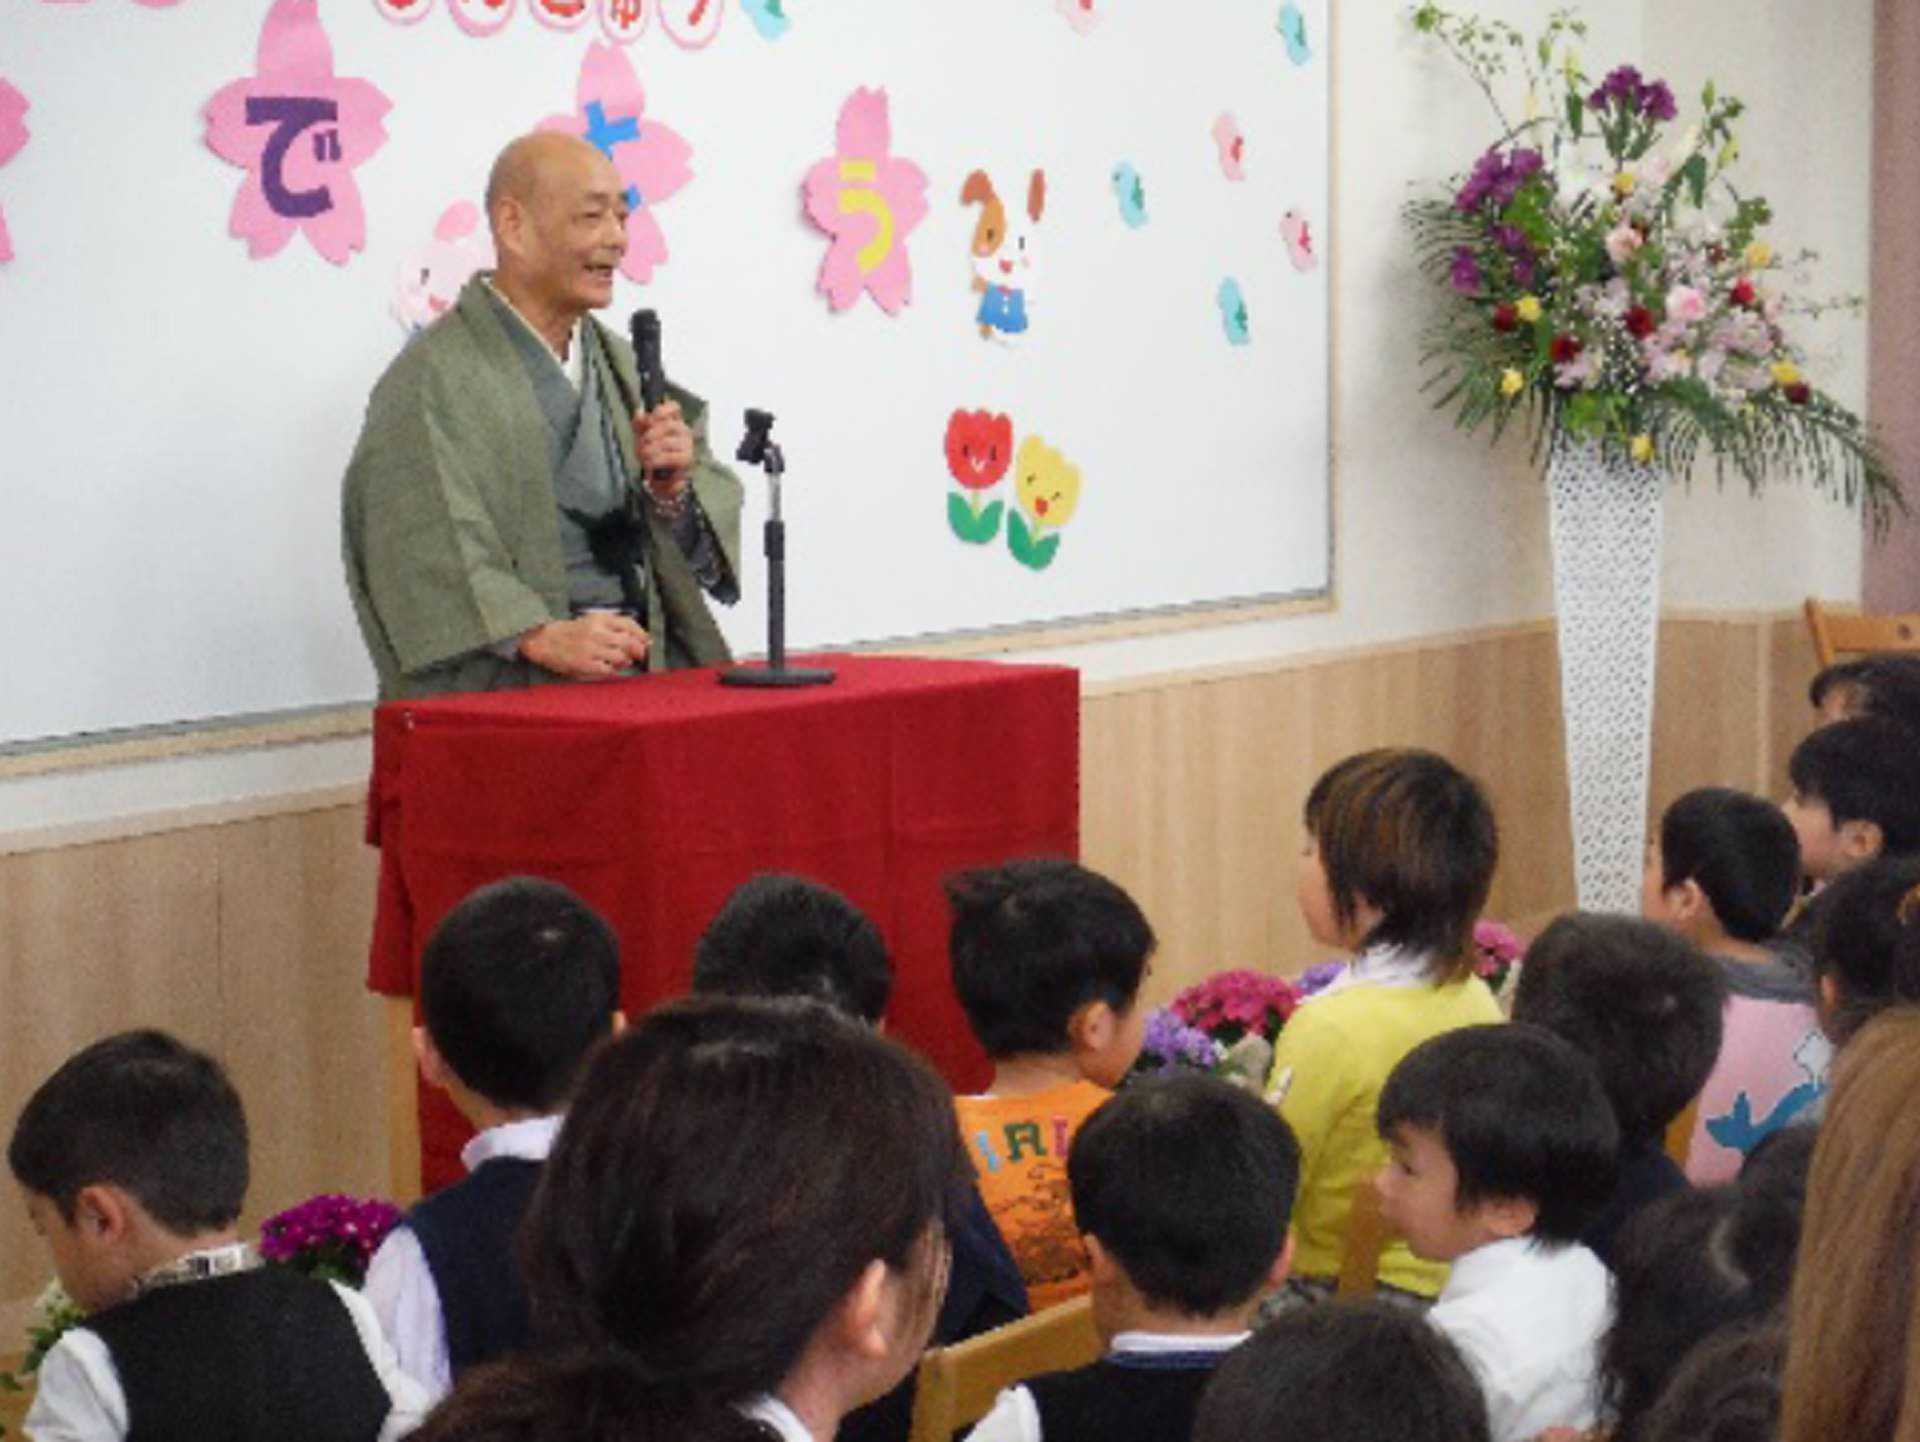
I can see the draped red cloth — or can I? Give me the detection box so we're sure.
[365,654,1080,1192]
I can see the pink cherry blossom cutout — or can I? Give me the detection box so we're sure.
[448,0,517,37]
[0,80,29,264]
[599,0,649,44]
[538,43,692,284]
[802,88,930,316]
[202,0,392,266]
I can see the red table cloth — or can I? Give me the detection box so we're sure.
[365,654,1079,1191]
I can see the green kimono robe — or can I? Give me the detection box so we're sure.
[342,276,744,700]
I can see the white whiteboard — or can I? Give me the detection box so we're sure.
[0,0,1329,747]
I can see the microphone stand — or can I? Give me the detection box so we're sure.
[721,409,835,688]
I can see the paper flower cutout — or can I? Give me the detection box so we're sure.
[945,409,1013,545]
[539,43,692,284]
[1217,277,1250,345]
[1278,4,1312,65]
[659,0,724,47]
[392,201,493,334]
[1010,435,1081,571]
[1281,208,1318,271]
[1213,114,1246,180]
[531,0,591,29]
[448,0,517,35]
[741,0,789,40]
[802,88,929,316]
[1111,162,1148,228]
[0,80,27,264]
[38,0,182,6]
[202,0,391,266]
[1056,0,1099,35]
[598,0,649,43]
[372,0,432,21]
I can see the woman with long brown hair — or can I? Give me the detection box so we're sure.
[1782,1007,1920,1442]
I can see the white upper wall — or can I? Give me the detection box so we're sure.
[1,0,1876,833]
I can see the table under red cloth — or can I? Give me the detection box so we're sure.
[365,654,1079,1192]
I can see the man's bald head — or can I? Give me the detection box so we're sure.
[485,132,613,227]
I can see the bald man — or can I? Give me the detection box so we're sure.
[343,133,742,698]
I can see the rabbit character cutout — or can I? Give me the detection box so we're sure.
[963,168,1045,343]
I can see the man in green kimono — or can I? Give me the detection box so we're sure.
[342,132,743,699]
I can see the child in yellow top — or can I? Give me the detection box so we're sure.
[948,858,1155,1310]
[1266,749,1503,1302]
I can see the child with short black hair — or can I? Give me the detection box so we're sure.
[1192,1300,1491,1442]
[1807,854,1920,1047]
[9,1030,425,1441]
[1642,787,1827,1182]
[969,1075,1299,1442]
[1784,715,1920,882]
[692,872,893,1024]
[947,857,1155,1309]
[1807,653,1920,733]
[1512,912,1726,1266]
[365,876,622,1400]
[1266,748,1504,1304]
[1375,1024,1617,1442]
[692,872,1026,1442]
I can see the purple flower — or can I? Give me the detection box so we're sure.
[1643,81,1677,122]
[1450,246,1483,294]
[1509,148,1544,180]
[1296,962,1345,997]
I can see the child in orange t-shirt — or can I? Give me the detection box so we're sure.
[947,858,1155,1310]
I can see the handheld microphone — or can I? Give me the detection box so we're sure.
[630,309,666,414]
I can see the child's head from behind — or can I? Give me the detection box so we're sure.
[691,872,892,1024]
[1808,855,1920,1046]
[525,997,965,1423]
[1068,1075,1299,1333]
[1374,1024,1617,1263]
[1809,654,1920,733]
[1513,913,1726,1150]
[8,1030,248,1312]
[946,857,1154,1082]
[1785,716,1920,881]
[1644,788,1802,946]
[1299,749,1497,979]
[1192,1299,1490,1442]
[419,876,622,1116]
[1603,1152,1809,1442]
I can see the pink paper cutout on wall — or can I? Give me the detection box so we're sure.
[1056,0,1099,35]
[202,0,392,266]
[0,81,29,264]
[538,44,691,284]
[531,0,590,30]
[448,0,517,36]
[38,0,184,6]
[372,0,433,23]
[1212,114,1246,180]
[1281,208,1318,271]
[659,0,723,48]
[599,0,649,43]
[392,201,494,333]
[802,88,929,317]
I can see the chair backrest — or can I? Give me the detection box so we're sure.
[908,1295,1101,1442]
[1806,598,1920,669]
[1336,1175,1389,1297]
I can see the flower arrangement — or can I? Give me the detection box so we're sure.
[1471,918,1524,1002]
[1405,4,1899,528]
[259,1193,402,1288]
[0,1280,85,1412]
[1131,967,1336,1089]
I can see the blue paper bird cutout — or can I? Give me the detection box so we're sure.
[1217,278,1251,346]
[742,0,791,40]
[1705,1083,1824,1158]
[1278,4,1310,65]
[1111,163,1148,228]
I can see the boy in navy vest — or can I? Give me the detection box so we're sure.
[364,876,622,1402]
[8,1029,426,1442]
[970,1074,1300,1442]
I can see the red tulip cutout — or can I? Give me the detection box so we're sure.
[945,409,1012,544]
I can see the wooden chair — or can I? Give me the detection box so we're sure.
[1665,1095,1702,1170]
[907,1294,1100,1442]
[1336,1176,1390,1297]
[1805,597,1920,669]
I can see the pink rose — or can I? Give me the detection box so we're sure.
[1666,285,1708,323]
